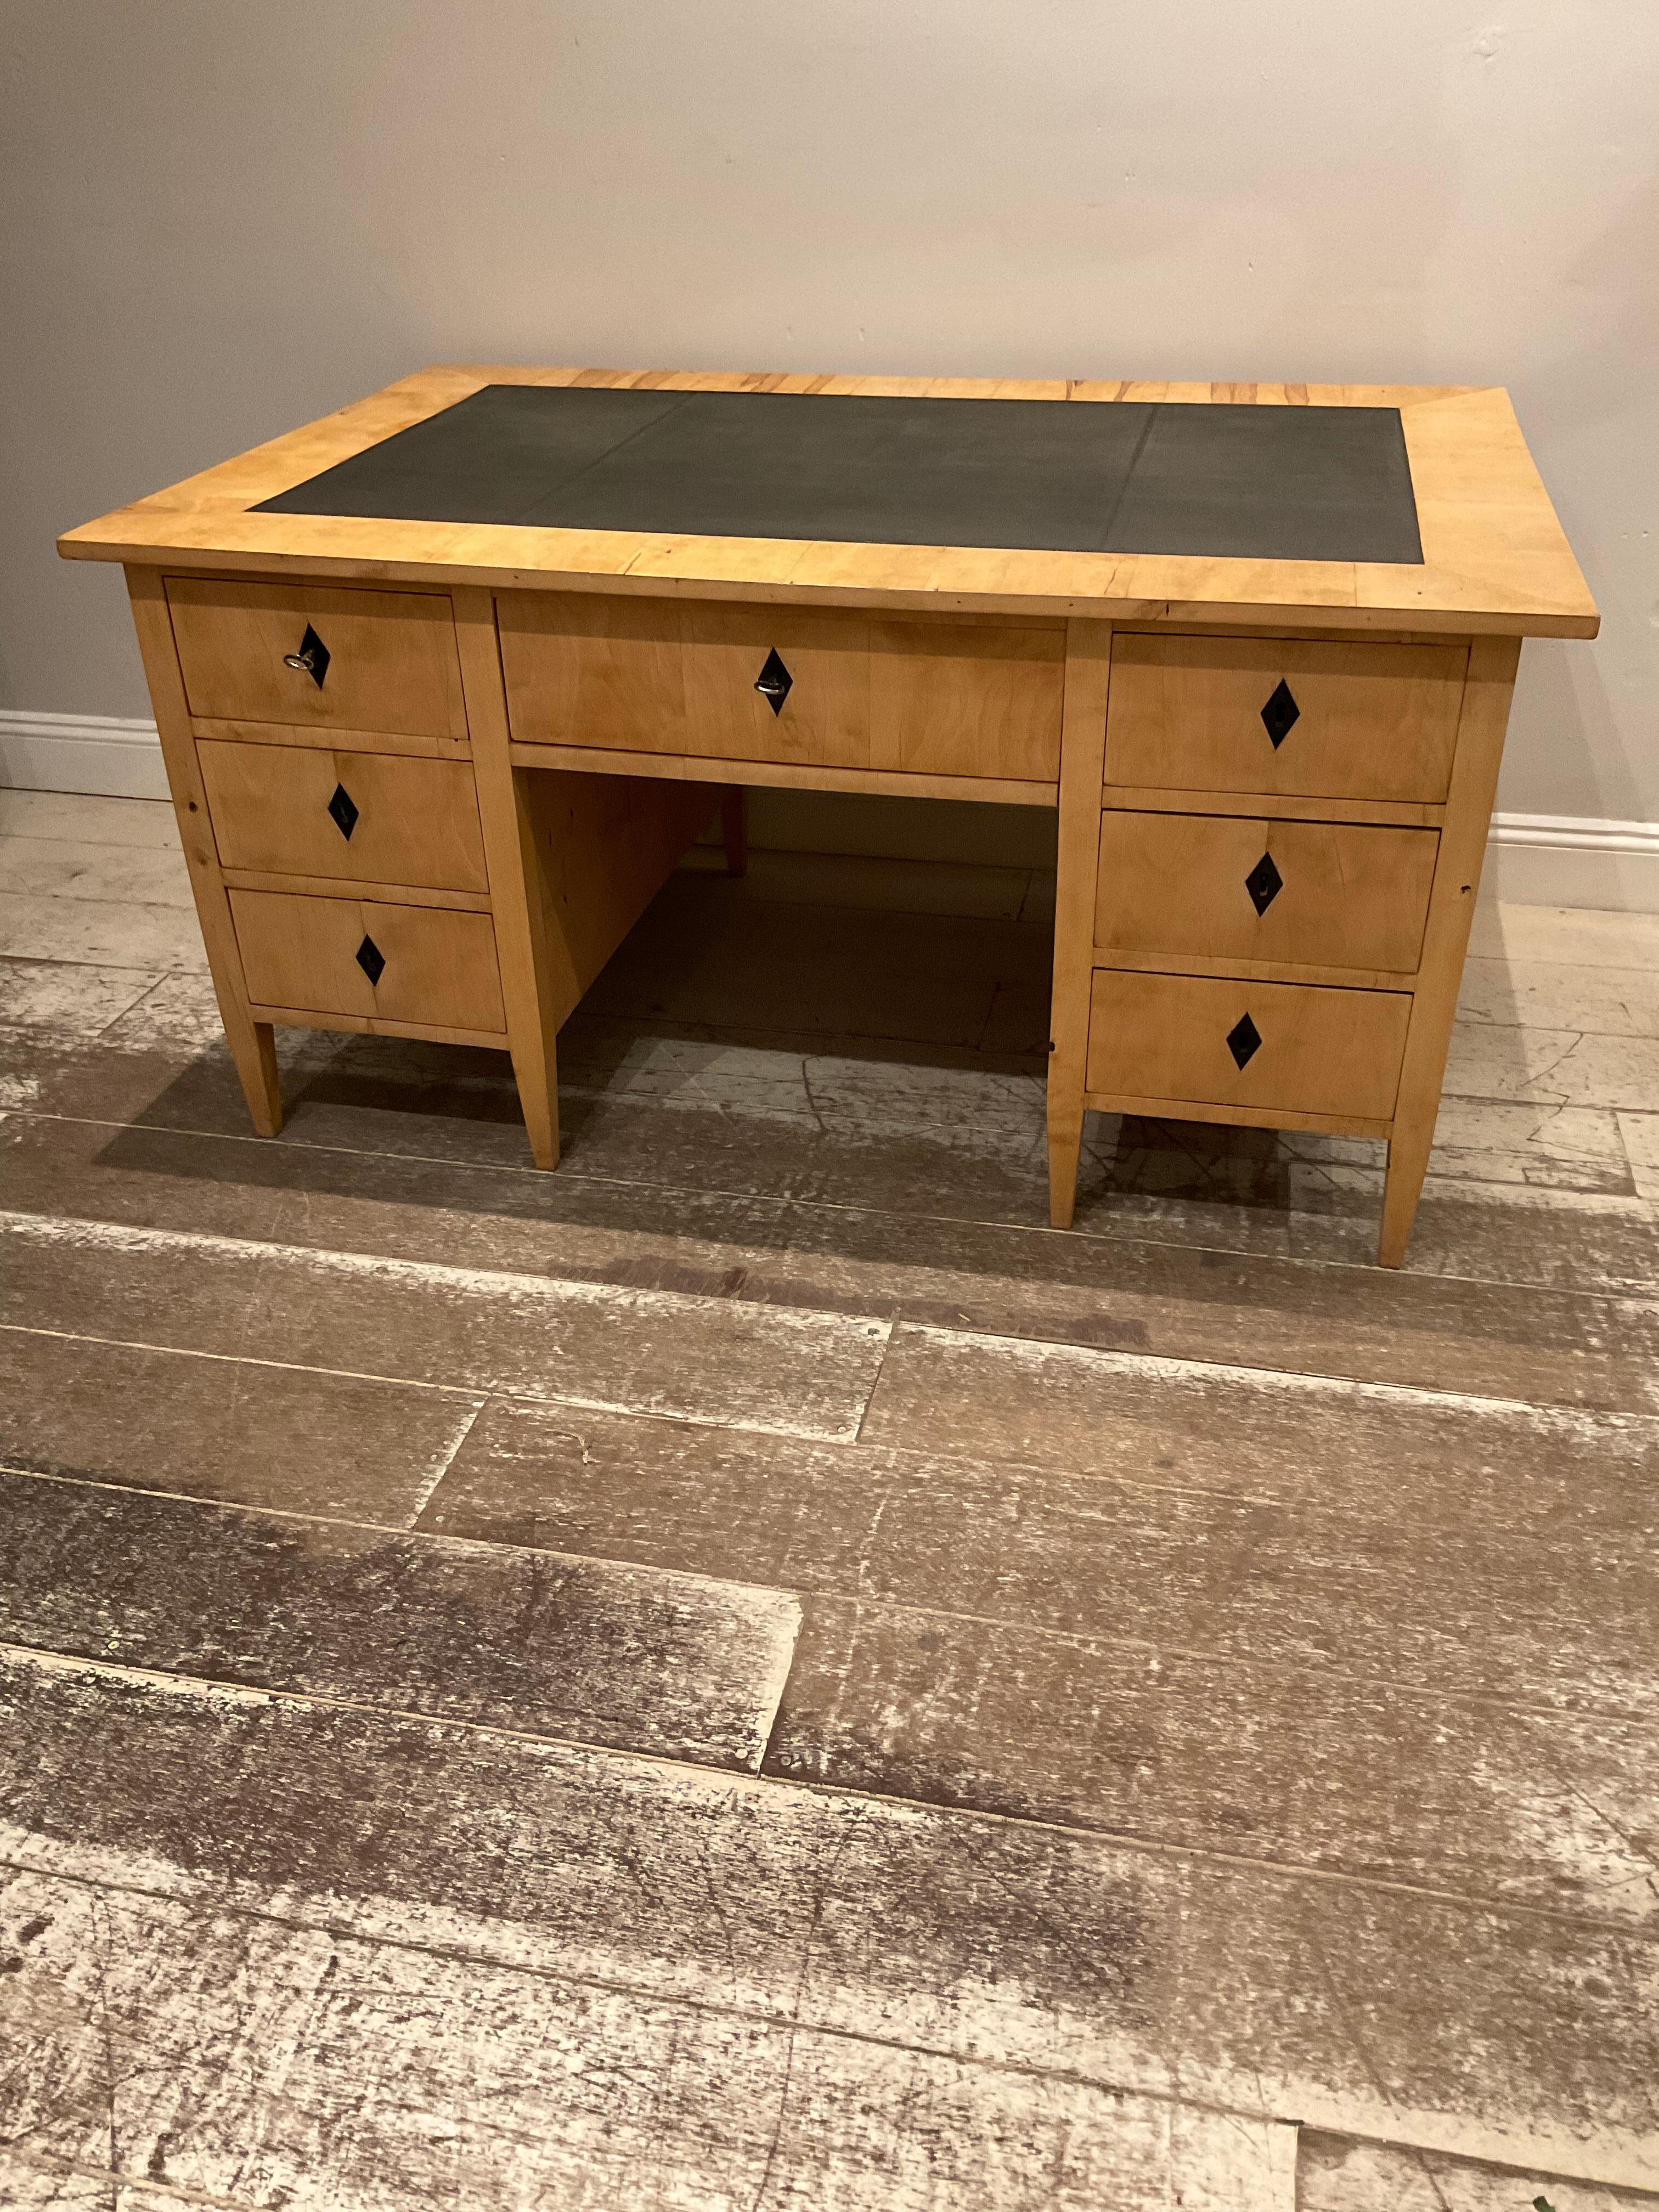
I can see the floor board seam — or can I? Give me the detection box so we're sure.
[8,1315,1659,1519]
[7,1643,1656,1940]
[7,1839,1653,2197]
[398,1392,488,1530]
[8,1216,1655,1427]
[2,1456,1645,1731]
[0,1461,809,1608]
[0,1844,1327,2140]
[1,2145,247,2212]
[770,1587,1659,1731]
[10,1102,1657,1301]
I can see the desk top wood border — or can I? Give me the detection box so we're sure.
[60,366,1599,640]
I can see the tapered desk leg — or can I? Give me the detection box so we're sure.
[125,566,284,1137]
[720,786,749,877]
[1047,622,1114,1229]
[454,586,567,1171]
[1378,633,1521,1267]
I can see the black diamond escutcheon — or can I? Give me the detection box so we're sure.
[286,623,331,688]
[355,934,385,986]
[1261,678,1300,748]
[327,783,359,841]
[1244,850,1283,916]
[754,647,793,715]
[1226,1012,1262,1070]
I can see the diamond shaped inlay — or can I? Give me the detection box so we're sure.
[283,623,331,689]
[354,934,386,987]
[327,783,359,841]
[753,647,793,716]
[1226,1012,1262,1070]
[1260,678,1299,748]
[1244,850,1283,916]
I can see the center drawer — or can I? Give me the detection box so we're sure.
[167,578,469,742]
[1106,634,1467,803]
[230,889,505,1035]
[1095,810,1439,974]
[498,594,1064,780]
[200,740,488,891]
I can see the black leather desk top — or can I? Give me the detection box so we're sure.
[256,385,1424,566]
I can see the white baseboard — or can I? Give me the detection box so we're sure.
[4,709,1657,911]
[0,710,171,802]
[1486,811,1659,912]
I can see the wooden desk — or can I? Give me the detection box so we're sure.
[61,368,1598,1265]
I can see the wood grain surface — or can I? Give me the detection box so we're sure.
[3,820,1655,2208]
[199,739,489,891]
[60,369,1599,637]
[3,1654,1654,2189]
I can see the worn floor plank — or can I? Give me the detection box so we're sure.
[860,1320,1659,1489]
[1465,904,1659,970]
[1457,956,1659,1040]
[3,1102,1657,1414]
[0,1212,891,1443]
[0,792,179,849]
[764,1595,1659,1928]
[425,1391,1657,1718]
[0,957,160,1038]
[12,985,1659,1303]
[4,838,1658,2208]
[418,1398,1659,1927]
[0,2149,185,2209]
[1444,1025,1659,1115]
[0,1326,482,1523]
[0,1470,799,1772]
[3,1655,1655,2189]
[1286,1182,1659,1294]
[0,890,206,972]
[0,1868,1297,2212]
[0,838,194,909]
[1622,1113,1659,1203]
[1298,2131,1658,2212]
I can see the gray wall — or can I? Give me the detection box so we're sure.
[2,0,1654,828]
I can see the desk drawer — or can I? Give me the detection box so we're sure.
[1096,811,1438,974]
[229,889,505,1034]
[168,579,469,742]
[1106,635,1466,804]
[199,741,488,891]
[871,618,1063,779]
[499,594,1063,779]
[1087,968,1410,1121]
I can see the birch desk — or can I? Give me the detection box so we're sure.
[62,368,1598,1266]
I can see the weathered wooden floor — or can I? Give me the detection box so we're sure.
[1,788,1657,2209]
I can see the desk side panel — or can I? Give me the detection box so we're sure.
[1046,621,1115,1228]
[123,566,283,1136]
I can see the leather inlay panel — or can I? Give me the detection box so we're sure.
[255,384,1425,565]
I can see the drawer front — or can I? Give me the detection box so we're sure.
[1096,811,1439,974]
[870,618,1064,780]
[1087,968,1410,1120]
[501,595,871,767]
[200,742,488,891]
[168,579,469,741]
[230,889,505,1034]
[499,594,1064,779]
[1106,635,1467,803]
